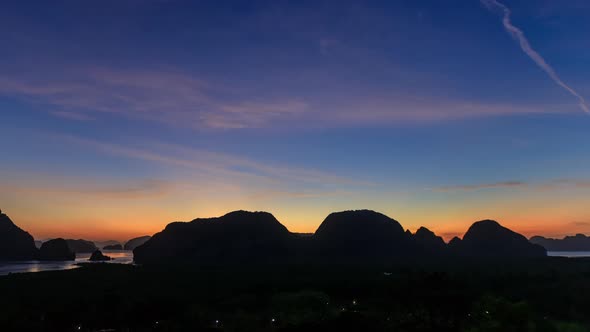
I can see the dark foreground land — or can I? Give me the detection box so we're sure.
[1,258,590,332]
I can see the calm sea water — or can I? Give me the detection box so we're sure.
[548,251,590,258]
[0,250,133,276]
[1,251,588,276]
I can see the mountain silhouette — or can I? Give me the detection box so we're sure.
[0,210,39,260]
[94,240,121,249]
[134,210,296,264]
[65,239,98,253]
[39,238,76,261]
[124,235,151,251]
[453,220,546,258]
[530,234,590,251]
[89,249,111,261]
[448,236,462,253]
[312,210,411,262]
[134,210,547,264]
[412,226,447,255]
[104,244,122,250]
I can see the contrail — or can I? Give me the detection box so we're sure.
[481,0,589,114]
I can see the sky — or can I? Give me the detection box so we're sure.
[1,0,590,242]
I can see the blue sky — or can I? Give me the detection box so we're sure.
[1,0,589,240]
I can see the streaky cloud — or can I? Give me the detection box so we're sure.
[1,179,173,200]
[538,178,590,191]
[54,134,372,187]
[0,68,307,130]
[50,111,95,121]
[481,0,589,114]
[434,178,590,193]
[433,181,526,192]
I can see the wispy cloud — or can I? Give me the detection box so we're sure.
[203,100,308,129]
[50,111,95,121]
[481,0,589,114]
[56,134,371,187]
[324,98,563,125]
[0,67,307,129]
[249,189,353,200]
[433,178,590,193]
[433,181,526,192]
[537,178,590,191]
[0,63,576,131]
[1,178,172,200]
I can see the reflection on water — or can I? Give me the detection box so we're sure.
[75,250,134,264]
[2,251,588,275]
[0,250,133,276]
[548,251,590,258]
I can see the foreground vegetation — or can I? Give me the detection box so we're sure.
[1,258,590,331]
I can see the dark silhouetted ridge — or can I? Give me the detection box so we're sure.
[95,240,120,249]
[454,220,546,258]
[0,210,39,260]
[313,210,410,261]
[65,239,98,253]
[104,244,122,250]
[134,210,295,264]
[134,210,547,265]
[124,236,151,250]
[89,249,111,261]
[39,238,75,261]
[530,234,590,251]
[412,226,446,255]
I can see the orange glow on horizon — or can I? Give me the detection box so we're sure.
[15,210,590,243]
[4,174,589,243]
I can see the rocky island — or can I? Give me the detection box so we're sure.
[89,250,111,261]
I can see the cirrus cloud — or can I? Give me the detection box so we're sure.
[481,0,589,114]
[0,65,577,131]
[433,178,590,193]
[0,67,308,129]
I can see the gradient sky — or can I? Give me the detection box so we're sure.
[1,0,590,241]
